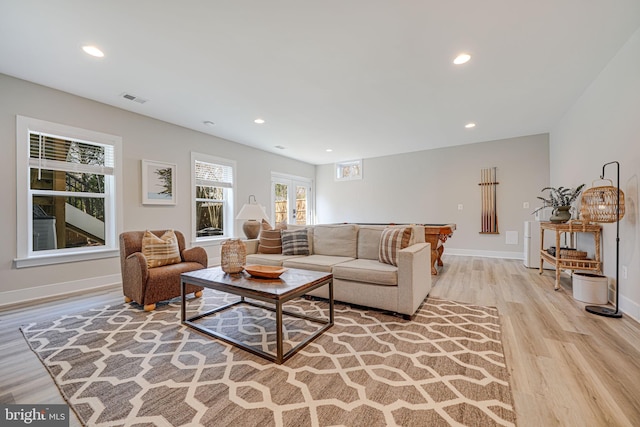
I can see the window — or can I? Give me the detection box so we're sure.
[16,116,122,268]
[335,159,363,181]
[192,153,235,242]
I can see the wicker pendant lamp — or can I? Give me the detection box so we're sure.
[580,161,625,318]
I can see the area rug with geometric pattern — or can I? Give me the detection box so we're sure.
[21,291,517,426]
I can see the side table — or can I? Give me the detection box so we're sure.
[539,221,602,290]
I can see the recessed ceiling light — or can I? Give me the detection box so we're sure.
[254,118,265,124]
[453,53,471,65]
[465,123,476,128]
[326,149,333,152]
[82,45,104,58]
[203,120,215,127]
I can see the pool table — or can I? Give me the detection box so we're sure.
[422,224,456,275]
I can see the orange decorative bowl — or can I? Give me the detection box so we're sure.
[244,265,287,279]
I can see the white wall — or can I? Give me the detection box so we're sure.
[550,27,640,321]
[0,74,314,306]
[316,134,550,258]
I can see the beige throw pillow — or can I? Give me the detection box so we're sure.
[141,230,181,268]
[379,227,412,266]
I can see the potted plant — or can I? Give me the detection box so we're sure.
[533,184,585,223]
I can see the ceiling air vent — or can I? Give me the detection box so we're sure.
[120,92,148,104]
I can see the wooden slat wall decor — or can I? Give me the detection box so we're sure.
[479,167,499,234]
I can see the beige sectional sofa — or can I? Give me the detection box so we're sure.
[245,223,432,318]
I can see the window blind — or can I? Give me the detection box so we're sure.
[28,132,115,175]
[195,160,233,188]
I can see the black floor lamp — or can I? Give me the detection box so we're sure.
[580,161,625,318]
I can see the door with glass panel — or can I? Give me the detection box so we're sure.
[271,175,312,225]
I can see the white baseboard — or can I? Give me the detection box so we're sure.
[0,274,121,309]
[620,295,640,323]
[445,248,524,260]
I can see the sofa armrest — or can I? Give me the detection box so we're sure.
[396,242,431,316]
[244,239,259,255]
[182,246,208,267]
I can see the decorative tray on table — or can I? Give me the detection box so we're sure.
[244,265,287,279]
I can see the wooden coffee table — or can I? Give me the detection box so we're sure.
[180,266,333,364]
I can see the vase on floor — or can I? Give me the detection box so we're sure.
[221,239,246,273]
[550,206,572,223]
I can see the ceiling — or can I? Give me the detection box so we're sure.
[1,1,639,165]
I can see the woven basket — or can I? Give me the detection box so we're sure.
[559,249,588,259]
[580,180,625,223]
[221,239,246,274]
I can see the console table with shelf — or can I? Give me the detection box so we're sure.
[539,222,602,290]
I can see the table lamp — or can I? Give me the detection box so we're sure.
[236,195,268,239]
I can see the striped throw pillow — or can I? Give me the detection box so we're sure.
[258,229,283,254]
[141,230,181,268]
[379,227,412,266]
[281,229,310,255]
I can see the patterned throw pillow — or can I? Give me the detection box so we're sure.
[258,229,283,254]
[281,228,310,255]
[141,230,181,268]
[379,227,412,266]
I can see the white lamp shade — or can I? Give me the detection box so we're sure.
[235,203,268,221]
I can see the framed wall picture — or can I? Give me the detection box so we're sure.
[142,160,176,205]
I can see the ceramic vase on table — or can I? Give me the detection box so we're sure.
[550,206,572,223]
[221,239,246,273]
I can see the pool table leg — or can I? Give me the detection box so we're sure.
[437,245,444,266]
[430,247,439,275]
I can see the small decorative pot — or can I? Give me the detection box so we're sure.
[221,239,246,274]
[550,206,572,223]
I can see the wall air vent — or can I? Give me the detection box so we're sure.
[120,92,148,104]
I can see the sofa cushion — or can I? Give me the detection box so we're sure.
[332,258,398,286]
[283,255,354,273]
[313,224,358,257]
[257,230,283,254]
[141,230,181,268]
[281,229,310,255]
[246,253,304,266]
[379,227,412,266]
[357,225,385,260]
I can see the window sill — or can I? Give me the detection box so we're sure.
[14,248,120,269]
[194,235,245,247]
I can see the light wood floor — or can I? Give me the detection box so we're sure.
[1,256,639,426]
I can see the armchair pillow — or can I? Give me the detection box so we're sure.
[379,227,412,266]
[141,229,181,268]
[281,228,310,255]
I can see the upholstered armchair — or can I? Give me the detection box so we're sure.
[119,230,208,311]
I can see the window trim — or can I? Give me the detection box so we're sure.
[15,116,123,268]
[191,152,236,245]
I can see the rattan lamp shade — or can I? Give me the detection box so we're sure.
[580,181,625,223]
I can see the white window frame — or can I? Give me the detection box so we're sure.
[191,152,236,245]
[15,116,123,268]
[335,159,363,181]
